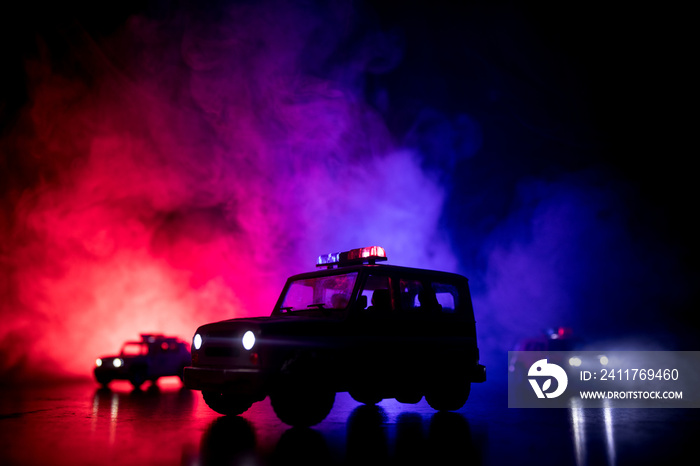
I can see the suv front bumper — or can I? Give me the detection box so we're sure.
[183,366,265,394]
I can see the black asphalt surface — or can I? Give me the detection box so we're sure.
[1,372,696,465]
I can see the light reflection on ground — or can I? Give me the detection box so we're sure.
[0,377,695,465]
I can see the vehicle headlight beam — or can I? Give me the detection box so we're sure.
[242,331,255,351]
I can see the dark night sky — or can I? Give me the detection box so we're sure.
[0,1,697,380]
[372,1,698,343]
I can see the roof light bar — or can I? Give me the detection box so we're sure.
[546,327,573,339]
[317,246,387,268]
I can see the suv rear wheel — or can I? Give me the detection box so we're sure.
[425,381,471,411]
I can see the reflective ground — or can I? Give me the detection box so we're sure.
[0,374,696,465]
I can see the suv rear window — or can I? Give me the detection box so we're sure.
[399,278,460,314]
[432,282,458,313]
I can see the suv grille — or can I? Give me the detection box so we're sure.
[204,346,241,357]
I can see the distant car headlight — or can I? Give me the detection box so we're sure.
[569,357,582,367]
[599,355,609,366]
[242,331,255,351]
[95,358,102,367]
[113,358,123,368]
[193,333,202,350]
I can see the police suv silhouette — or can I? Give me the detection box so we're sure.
[94,334,191,389]
[184,246,486,426]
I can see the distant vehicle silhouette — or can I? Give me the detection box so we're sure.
[508,327,612,383]
[94,334,191,389]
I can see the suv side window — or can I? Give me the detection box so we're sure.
[432,282,459,314]
[398,277,458,315]
[399,278,423,312]
[360,273,393,314]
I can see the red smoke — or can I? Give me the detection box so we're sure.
[0,2,456,381]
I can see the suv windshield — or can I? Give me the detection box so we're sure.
[121,342,148,356]
[280,272,358,312]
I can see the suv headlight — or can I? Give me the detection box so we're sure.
[242,331,255,350]
[193,333,203,350]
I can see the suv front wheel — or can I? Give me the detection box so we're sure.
[95,374,112,387]
[202,391,255,416]
[270,387,335,427]
[129,366,148,389]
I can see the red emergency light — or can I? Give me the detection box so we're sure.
[317,246,387,268]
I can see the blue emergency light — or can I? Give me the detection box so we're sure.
[547,327,573,339]
[317,246,387,268]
